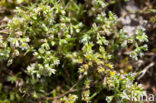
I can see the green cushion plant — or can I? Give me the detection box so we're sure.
[0,0,148,102]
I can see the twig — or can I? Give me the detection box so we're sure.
[144,52,156,56]
[137,62,155,80]
[0,30,9,34]
[0,25,7,29]
[44,75,85,100]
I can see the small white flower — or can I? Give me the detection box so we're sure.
[27,65,34,72]
[51,69,56,74]
[37,74,41,78]
[26,38,30,42]
[78,22,83,27]
[15,41,19,47]
[54,60,60,65]
[67,35,71,38]
[45,64,49,68]
[47,51,51,55]
[76,29,80,33]
[61,10,66,15]
[33,52,38,56]
[97,16,101,20]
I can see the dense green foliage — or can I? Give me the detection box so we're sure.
[0,0,150,103]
